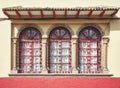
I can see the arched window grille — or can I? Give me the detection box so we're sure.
[19,27,42,73]
[78,26,101,73]
[48,27,72,73]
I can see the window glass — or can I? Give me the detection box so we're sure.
[78,26,101,73]
[19,27,42,73]
[49,27,71,73]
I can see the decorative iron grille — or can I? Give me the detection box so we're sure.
[78,26,101,73]
[19,27,42,73]
[48,27,72,73]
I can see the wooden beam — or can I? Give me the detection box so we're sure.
[40,10,44,17]
[28,10,32,17]
[76,10,80,17]
[88,10,92,17]
[53,10,56,17]
[111,9,118,17]
[65,10,67,17]
[11,19,111,25]
[3,11,10,17]
[100,10,105,16]
[16,11,21,17]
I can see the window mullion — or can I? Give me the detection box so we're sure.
[59,40,62,73]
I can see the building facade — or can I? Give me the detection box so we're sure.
[0,6,119,76]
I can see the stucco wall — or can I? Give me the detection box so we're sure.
[0,0,120,77]
[108,20,120,76]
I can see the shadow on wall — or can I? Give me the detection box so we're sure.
[110,20,120,31]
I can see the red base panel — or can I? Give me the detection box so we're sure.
[0,77,120,88]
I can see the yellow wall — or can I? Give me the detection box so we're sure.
[0,0,120,77]
[0,21,10,77]
[108,20,120,76]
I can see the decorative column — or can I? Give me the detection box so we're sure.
[101,36,109,73]
[41,36,48,74]
[11,38,18,73]
[71,36,78,73]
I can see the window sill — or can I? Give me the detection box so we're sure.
[9,73,113,77]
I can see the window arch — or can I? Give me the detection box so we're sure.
[19,27,42,73]
[78,26,101,73]
[48,27,72,73]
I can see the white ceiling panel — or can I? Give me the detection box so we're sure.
[55,11,65,15]
[92,11,102,15]
[104,10,114,15]
[43,11,53,15]
[67,11,77,15]
[30,11,40,15]
[7,11,16,15]
[80,11,90,15]
[19,11,28,15]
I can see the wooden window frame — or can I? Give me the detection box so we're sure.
[18,27,42,73]
[48,27,72,73]
[78,26,101,73]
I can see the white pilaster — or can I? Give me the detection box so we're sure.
[41,37,48,73]
[11,38,18,73]
[71,36,78,73]
[101,36,109,73]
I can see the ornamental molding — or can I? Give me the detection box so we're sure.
[47,24,74,36]
[77,24,104,36]
[17,24,43,38]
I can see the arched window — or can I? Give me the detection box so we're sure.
[19,27,42,73]
[48,27,71,73]
[78,26,101,73]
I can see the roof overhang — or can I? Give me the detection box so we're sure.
[2,6,120,19]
